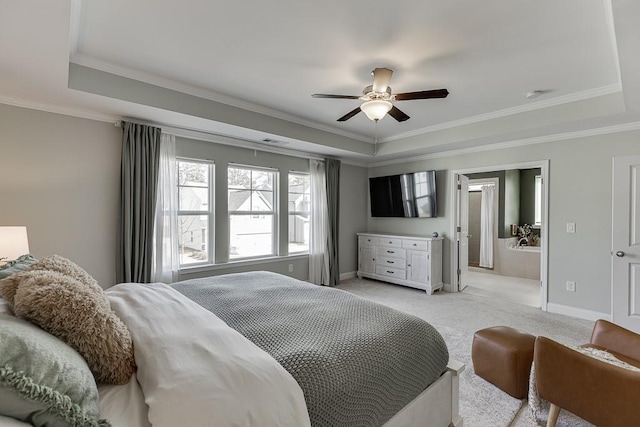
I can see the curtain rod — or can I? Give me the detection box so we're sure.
[115,119,325,162]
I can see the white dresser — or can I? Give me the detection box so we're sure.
[357,232,443,294]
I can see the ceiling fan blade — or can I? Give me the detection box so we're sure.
[394,89,449,101]
[388,106,410,122]
[337,107,362,122]
[372,68,393,93]
[312,94,361,99]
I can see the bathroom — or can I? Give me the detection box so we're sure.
[464,168,542,305]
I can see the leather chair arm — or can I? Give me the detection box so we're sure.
[590,319,640,362]
[534,336,640,427]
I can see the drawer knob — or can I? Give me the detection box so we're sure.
[387,250,394,254]
[413,243,417,246]
[387,270,394,274]
[389,241,392,244]
[387,260,394,264]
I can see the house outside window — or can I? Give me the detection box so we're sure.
[177,159,214,266]
[288,172,310,254]
[228,165,277,259]
[534,175,542,226]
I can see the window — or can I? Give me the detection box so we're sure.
[228,165,277,259]
[177,160,214,266]
[534,175,542,226]
[288,172,310,253]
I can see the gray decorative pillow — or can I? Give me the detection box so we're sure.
[0,254,37,280]
[12,272,136,385]
[0,315,110,427]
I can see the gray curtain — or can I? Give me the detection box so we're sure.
[117,122,161,283]
[325,158,340,286]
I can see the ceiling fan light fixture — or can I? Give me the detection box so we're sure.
[361,100,393,121]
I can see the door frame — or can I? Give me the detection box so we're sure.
[449,159,550,311]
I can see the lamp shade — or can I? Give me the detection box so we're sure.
[0,226,30,261]
[361,100,393,121]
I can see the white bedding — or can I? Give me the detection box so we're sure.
[1,283,310,427]
[107,282,311,427]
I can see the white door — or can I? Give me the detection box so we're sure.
[457,175,470,291]
[359,245,376,274]
[612,155,640,332]
[407,250,429,283]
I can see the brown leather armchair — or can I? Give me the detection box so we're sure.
[534,319,640,427]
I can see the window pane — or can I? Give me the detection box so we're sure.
[288,173,310,253]
[178,214,209,265]
[252,190,273,211]
[228,189,251,212]
[179,187,209,211]
[229,214,273,258]
[178,162,208,187]
[228,168,251,189]
[252,170,273,190]
[289,213,309,253]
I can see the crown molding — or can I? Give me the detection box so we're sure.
[368,121,640,167]
[0,95,120,124]
[381,83,623,143]
[69,54,372,143]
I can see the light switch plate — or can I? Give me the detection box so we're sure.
[566,222,576,233]
[566,281,576,292]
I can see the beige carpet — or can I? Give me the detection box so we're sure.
[337,277,595,427]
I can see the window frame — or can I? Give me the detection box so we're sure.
[227,164,279,261]
[177,158,215,268]
[287,171,311,255]
[534,174,542,227]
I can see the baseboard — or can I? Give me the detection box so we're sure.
[546,303,611,322]
[442,282,454,292]
[340,271,357,281]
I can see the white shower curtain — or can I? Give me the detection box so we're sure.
[309,159,329,285]
[479,184,494,268]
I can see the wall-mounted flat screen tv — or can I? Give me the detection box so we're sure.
[369,170,437,218]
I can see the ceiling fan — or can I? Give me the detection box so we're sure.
[312,68,449,123]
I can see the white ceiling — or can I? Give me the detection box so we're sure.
[2,0,640,164]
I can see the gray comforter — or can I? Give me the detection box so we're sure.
[172,271,449,427]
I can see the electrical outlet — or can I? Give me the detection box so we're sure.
[288,264,294,272]
[566,222,576,233]
[566,281,576,292]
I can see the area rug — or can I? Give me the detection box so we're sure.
[338,278,595,427]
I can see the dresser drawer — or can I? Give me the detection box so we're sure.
[376,265,407,280]
[402,239,429,251]
[377,256,407,269]
[376,247,406,258]
[379,237,403,248]
[359,235,379,246]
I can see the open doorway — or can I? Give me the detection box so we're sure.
[450,160,549,310]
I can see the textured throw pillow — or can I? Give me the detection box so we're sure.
[12,271,136,385]
[29,255,105,294]
[0,254,37,280]
[0,315,110,427]
[0,269,73,306]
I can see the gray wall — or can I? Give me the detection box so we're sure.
[0,104,121,287]
[0,104,368,286]
[519,168,541,225]
[504,169,520,237]
[367,130,640,315]
[339,164,369,275]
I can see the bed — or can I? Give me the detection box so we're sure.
[1,270,463,427]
